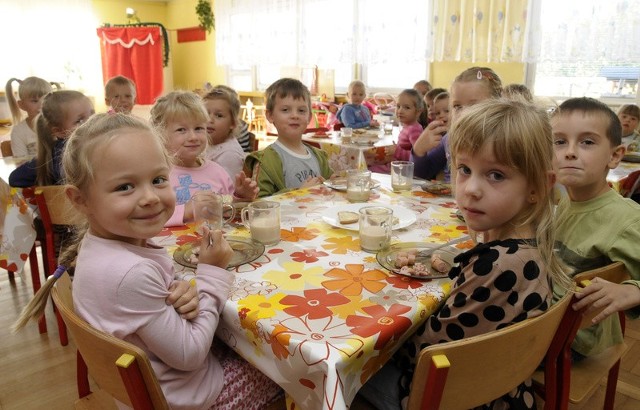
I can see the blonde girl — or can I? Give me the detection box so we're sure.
[361,99,571,410]
[9,90,94,187]
[149,91,257,227]
[13,113,282,409]
[412,66,503,182]
[202,86,246,179]
[5,76,58,158]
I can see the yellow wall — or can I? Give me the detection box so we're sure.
[430,62,526,89]
[90,1,526,97]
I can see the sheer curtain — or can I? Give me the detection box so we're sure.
[0,0,103,98]
[431,0,537,63]
[215,0,431,67]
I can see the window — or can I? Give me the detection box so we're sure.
[531,0,640,101]
[216,0,430,93]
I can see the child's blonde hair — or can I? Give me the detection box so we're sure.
[104,75,136,98]
[397,89,425,113]
[36,90,90,186]
[453,67,503,99]
[502,83,533,102]
[202,85,241,139]
[150,90,209,130]
[264,78,311,113]
[449,98,571,289]
[12,113,168,333]
[5,76,59,125]
[347,80,366,97]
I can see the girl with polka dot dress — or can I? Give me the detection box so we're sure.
[360,99,571,410]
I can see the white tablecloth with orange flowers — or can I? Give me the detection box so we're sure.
[153,174,470,410]
[608,160,640,195]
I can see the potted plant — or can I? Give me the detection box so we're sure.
[196,0,215,33]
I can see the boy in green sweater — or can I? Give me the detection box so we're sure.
[552,97,640,358]
[244,78,333,197]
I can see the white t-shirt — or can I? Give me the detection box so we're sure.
[10,120,37,158]
[271,140,321,189]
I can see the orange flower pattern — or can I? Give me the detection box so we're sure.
[322,264,387,296]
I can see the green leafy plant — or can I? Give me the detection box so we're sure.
[196,0,215,33]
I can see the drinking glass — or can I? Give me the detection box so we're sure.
[359,206,393,252]
[346,169,372,203]
[391,161,414,192]
[191,191,234,234]
[241,201,281,245]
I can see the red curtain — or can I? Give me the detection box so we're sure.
[96,27,163,105]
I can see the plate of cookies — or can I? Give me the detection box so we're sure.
[320,203,416,231]
[376,243,460,279]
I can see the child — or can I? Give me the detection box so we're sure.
[552,97,640,360]
[360,99,571,410]
[5,76,56,158]
[104,75,136,114]
[617,103,640,149]
[244,78,333,198]
[336,80,379,129]
[14,113,282,409]
[202,86,246,179]
[412,80,432,98]
[412,67,503,182]
[211,84,255,153]
[423,87,447,123]
[431,91,450,131]
[149,91,257,227]
[9,90,94,187]
[370,89,423,174]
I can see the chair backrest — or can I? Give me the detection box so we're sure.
[407,291,573,410]
[52,273,170,410]
[35,185,83,226]
[1,140,12,157]
[247,132,258,151]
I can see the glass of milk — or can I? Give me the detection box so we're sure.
[391,161,414,192]
[358,206,393,253]
[346,169,372,203]
[241,201,281,245]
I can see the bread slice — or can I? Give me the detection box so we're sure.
[338,211,359,224]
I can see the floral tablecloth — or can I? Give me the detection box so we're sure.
[608,160,640,195]
[153,176,470,410]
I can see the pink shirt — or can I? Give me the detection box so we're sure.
[73,233,234,410]
[396,122,423,161]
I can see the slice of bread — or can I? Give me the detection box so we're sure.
[338,211,359,224]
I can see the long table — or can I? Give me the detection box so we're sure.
[154,174,470,410]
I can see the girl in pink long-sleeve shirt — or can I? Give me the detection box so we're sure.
[15,113,282,410]
[369,89,424,173]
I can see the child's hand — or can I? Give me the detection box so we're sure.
[166,279,199,320]
[197,228,234,269]
[413,120,448,157]
[573,279,640,324]
[370,119,380,128]
[300,175,325,189]
[233,171,259,201]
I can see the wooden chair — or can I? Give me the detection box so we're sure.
[1,140,12,157]
[406,291,573,410]
[51,272,170,410]
[247,132,259,151]
[35,185,83,346]
[532,262,630,410]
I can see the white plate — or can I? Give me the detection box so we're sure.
[320,203,417,231]
[323,179,381,191]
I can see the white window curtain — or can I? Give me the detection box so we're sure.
[215,0,431,67]
[0,0,103,98]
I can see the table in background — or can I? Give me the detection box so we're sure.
[608,160,640,194]
[154,175,470,410]
[303,130,398,173]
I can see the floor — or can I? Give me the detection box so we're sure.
[1,252,640,409]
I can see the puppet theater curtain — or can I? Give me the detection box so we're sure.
[96,26,163,104]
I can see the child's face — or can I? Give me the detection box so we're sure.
[106,84,136,114]
[266,95,310,142]
[414,82,429,97]
[348,86,366,105]
[395,94,420,125]
[618,113,639,136]
[79,130,174,247]
[424,96,436,121]
[17,95,45,119]
[204,99,235,146]
[55,98,94,138]
[165,118,208,167]
[450,81,493,123]
[454,144,533,240]
[433,98,450,128]
[551,112,623,201]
